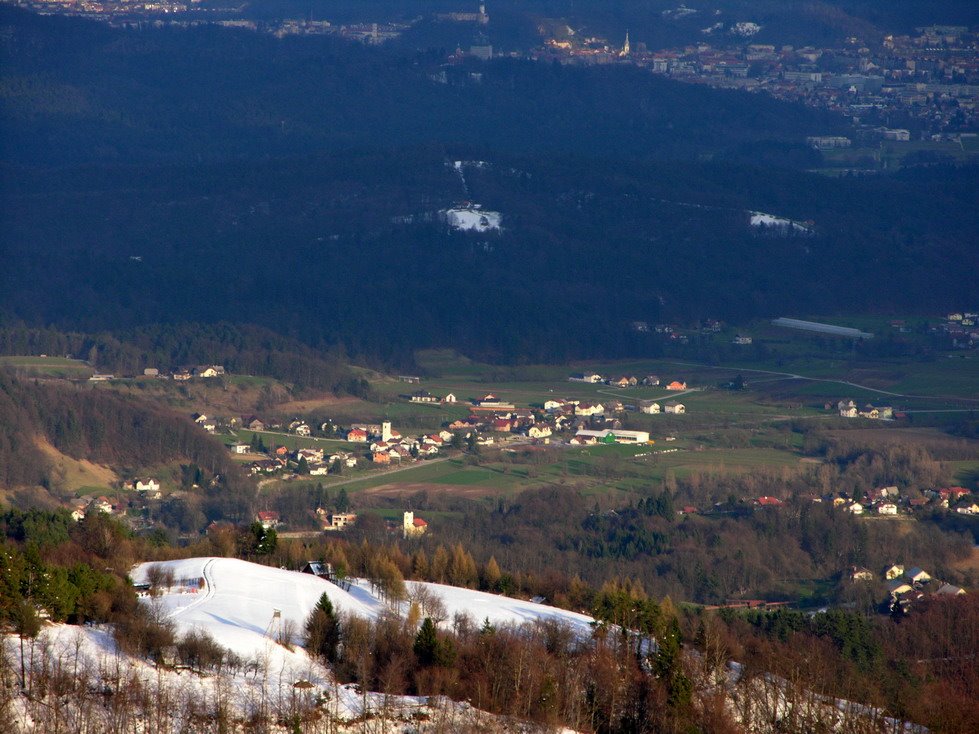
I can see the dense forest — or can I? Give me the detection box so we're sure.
[0,6,844,165]
[3,150,977,364]
[2,9,977,363]
[0,324,370,393]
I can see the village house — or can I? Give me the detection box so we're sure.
[133,478,160,493]
[256,511,280,529]
[884,564,905,580]
[873,486,899,499]
[642,375,660,386]
[543,399,563,411]
[347,428,368,442]
[173,370,192,381]
[609,376,638,388]
[442,393,457,404]
[906,567,932,585]
[527,424,552,439]
[574,402,604,416]
[732,335,753,345]
[755,496,784,507]
[249,459,278,475]
[474,394,516,410]
[230,442,250,454]
[372,451,391,464]
[877,503,898,515]
[847,502,864,515]
[664,402,685,414]
[569,373,603,383]
[887,578,914,597]
[242,415,267,432]
[939,486,971,503]
[403,511,428,538]
[850,567,874,582]
[296,448,324,464]
[490,418,512,433]
[300,561,334,579]
[837,399,857,417]
[638,400,661,415]
[195,365,225,378]
[291,422,311,437]
[323,511,357,531]
[409,390,440,403]
[575,429,650,444]
[90,497,114,514]
[665,380,687,391]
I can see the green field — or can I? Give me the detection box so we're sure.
[229,429,359,453]
[0,355,94,379]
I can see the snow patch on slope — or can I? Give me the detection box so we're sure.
[749,211,813,234]
[443,206,502,232]
[732,22,762,37]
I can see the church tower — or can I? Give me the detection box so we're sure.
[621,31,631,57]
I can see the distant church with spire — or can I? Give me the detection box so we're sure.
[619,31,631,57]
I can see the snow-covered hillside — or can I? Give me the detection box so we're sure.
[129,557,595,649]
[6,558,596,732]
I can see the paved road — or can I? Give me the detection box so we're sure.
[657,360,979,404]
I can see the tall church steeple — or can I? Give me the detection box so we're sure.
[621,31,631,57]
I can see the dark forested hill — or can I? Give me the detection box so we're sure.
[2,150,977,363]
[0,7,845,166]
[1,8,977,363]
[0,371,254,520]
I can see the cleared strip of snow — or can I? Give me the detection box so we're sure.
[355,578,595,636]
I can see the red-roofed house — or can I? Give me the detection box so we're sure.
[403,511,428,538]
[756,496,783,507]
[256,511,280,529]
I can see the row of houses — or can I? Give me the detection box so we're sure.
[876,564,967,611]
[403,390,459,404]
[567,373,688,390]
[941,311,979,350]
[835,400,894,420]
[242,447,359,476]
[842,485,977,516]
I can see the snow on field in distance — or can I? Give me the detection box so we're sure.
[749,211,812,233]
[732,22,762,37]
[444,206,502,232]
[400,579,595,636]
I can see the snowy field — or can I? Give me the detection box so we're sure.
[5,557,596,731]
[443,206,502,232]
[749,211,812,234]
[128,557,595,651]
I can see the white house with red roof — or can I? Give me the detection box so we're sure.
[403,511,428,538]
